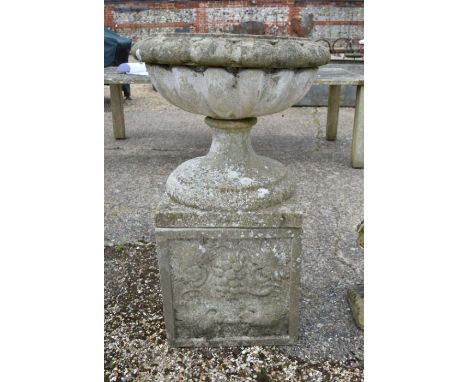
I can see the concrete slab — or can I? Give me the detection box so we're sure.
[104,91,363,363]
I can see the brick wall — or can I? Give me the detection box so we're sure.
[104,0,364,51]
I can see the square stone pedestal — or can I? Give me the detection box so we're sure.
[154,195,303,347]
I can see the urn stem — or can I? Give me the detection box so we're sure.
[205,117,257,166]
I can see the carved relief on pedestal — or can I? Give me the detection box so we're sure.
[167,237,292,338]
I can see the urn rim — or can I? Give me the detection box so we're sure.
[133,32,330,69]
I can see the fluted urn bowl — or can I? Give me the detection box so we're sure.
[147,66,318,119]
[137,33,329,119]
[136,33,330,210]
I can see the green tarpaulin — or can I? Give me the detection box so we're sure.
[104,28,132,67]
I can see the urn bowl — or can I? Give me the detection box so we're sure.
[147,65,317,119]
[135,33,330,119]
[134,33,330,210]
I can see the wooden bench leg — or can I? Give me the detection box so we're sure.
[351,85,364,169]
[110,84,126,139]
[326,85,341,141]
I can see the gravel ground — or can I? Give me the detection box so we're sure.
[105,243,363,382]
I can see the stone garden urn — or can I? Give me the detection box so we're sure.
[135,33,330,346]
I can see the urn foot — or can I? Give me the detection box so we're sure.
[166,117,295,211]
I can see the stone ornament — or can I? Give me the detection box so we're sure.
[165,233,297,342]
[156,221,302,346]
[137,33,330,346]
[138,33,329,210]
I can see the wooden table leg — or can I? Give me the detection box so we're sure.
[326,85,341,141]
[351,85,364,168]
[109,84,126,139]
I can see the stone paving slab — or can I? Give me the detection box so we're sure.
[104,102,363,363]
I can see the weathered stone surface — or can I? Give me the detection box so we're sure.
[133,33,330,69]
[146,64,318,119]
[165,117,295,211]
[154,194,302,229]
[347,285,364,330]
[155,197,302,347]
[104,67,151,85]
[347,222,364,330]
[356,220,364,249]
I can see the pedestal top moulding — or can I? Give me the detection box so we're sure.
[135,33,330,211]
